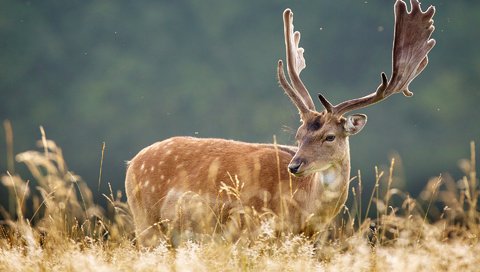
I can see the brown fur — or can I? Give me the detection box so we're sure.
[125,133,352,246]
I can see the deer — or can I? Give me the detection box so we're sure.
[126,0,435,247]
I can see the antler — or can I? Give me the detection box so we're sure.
[278,9,316,114]
[328,0,436,115]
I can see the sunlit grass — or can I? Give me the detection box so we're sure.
[0,128,479,271]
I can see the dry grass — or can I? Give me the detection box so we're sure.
[1,129,479,271]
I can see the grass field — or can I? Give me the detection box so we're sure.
[1,129,479,271]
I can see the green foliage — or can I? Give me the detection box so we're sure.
[0,0,478,194]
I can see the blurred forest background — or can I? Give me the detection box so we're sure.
[0,0,479,208]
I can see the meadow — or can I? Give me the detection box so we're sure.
[0,129,479,271]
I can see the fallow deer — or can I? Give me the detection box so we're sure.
[126,0,435,247]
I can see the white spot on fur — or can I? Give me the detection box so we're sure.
[166,150,172,155]
[150,166,155,172]
[158,161,164,166]
[160,175,165,180]
[207,158,220,183]
[320,167,341,188]
[151,186,156,193]
[140,163,145,170]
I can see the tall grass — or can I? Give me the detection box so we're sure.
[0,127,479,271]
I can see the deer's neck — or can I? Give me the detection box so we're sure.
[317,157,350,188]
[302,154,351,219]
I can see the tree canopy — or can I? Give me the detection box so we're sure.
[1,0,479,198]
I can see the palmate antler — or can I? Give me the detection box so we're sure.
[323,0,436,115]
[278,1,436,117]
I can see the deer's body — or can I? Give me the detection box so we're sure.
[126,0,436,247]
[126,136,350,245]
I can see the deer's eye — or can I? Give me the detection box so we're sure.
[325,135,336,142]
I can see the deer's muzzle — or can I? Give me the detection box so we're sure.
[288,159,304,175]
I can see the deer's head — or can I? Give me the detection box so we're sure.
[278,1,435,176]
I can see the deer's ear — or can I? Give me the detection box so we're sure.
[344,114,367,135]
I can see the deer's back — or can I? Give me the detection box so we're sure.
[125,136,298,217]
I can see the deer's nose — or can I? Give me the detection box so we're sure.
[288,161,304,174]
